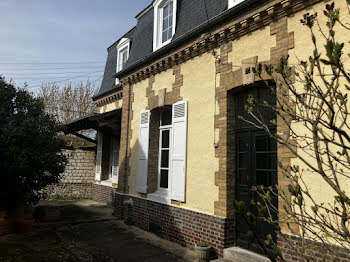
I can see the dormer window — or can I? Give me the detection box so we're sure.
[228,0,245,9]
[153,0,177,51]
[116,38,130,84]
[119,48,128,71]
[162,1,173,43]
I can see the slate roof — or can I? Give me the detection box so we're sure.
[94,0,264,99]
[94,28,135,100]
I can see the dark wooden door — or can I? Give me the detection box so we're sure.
[234,85,278,253]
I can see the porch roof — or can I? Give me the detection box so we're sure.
[63,109,122,143]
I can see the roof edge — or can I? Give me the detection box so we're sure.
[92,85,122,101]
[135,3,153,19]
[115,0,265,79]
[107,26,137,51]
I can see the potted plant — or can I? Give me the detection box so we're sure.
[0,210,13,236]
[195,241,211,262]
[13,206,35,234]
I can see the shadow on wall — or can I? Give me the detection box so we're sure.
[113,137,222,260]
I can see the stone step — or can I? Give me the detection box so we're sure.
[223,247,270,262]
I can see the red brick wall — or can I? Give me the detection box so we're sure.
[91,184,116,206]
[279,234,350,262]
[113,192,234,257]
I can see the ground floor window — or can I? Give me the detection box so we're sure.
[95,132,120,185]
[137,101,188,203]
[158,107,172,193]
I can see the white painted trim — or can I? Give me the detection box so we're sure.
[147,192,171,205]
[100,180,114,187]
[153,0,177,51]
[116,38,131,84]
[157,127,172,193]
[228,0,245,9]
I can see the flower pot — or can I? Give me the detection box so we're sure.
[0,219,13,236]
[195,244,211,262]
[0,211,6,220]
[14,219,35,234]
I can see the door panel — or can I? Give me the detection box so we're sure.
[235,130,278,253]
[234,85,278,254]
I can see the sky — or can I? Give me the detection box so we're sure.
[0,0,151,93]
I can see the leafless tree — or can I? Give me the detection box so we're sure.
[235,2,350,261]
[38,80,97,124]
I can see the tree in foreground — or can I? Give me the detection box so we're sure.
[235,2,350,261]
[0,77,67,212]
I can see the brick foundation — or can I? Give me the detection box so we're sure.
[113,193,234,257]
[279,234,350,262]
[91,184,116,206]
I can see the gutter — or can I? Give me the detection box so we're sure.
[92,85,122,101]
[115,0,267,79]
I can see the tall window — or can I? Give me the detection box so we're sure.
[119,48,128,71]
[153,0,177,51]
[158,107,172,191]
[162,1,173,43]
[116,38,130,84]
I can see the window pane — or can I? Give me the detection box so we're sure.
[256,171,272,187]
[169,1,173,14]
[256,136,268,152]
[162,130,170,148]
[163,17,168,31]
[169,14,173,27]
[160,169,169,188]
[161,107,172,126]
[167,26,173,40]
[256,153,270,169]
[162,30,168,43]
[163,4,169,16]
[161,149,169,168]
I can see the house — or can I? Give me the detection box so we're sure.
[66,0,350,260]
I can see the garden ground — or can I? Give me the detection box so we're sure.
[0,200,195,262]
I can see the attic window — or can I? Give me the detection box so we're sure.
[116,38,130,84]
[153,0,177,51]
[228,0,245,9]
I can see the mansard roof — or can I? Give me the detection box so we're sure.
[95,0,264,99]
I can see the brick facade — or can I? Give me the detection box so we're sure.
[91,0,348,260]
[113,192,234,257]
[45,183,93,199]
[44,149,96,199]
[279,234,350,262]
[91,184,116,206]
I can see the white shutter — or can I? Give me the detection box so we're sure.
[136,110,151,193]
[95,132,103,181]
[170,101,187,202]
[111,138,120,184]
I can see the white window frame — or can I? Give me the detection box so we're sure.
[153,0,177,51]
[108,139,114,180]
[115,38,130,84]
[228,0,245,9]
[157,126,172,196]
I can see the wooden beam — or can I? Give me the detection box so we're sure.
[71,132,97,144]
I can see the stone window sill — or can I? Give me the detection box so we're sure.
[147,192,171,205]
[96,179,118,188]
